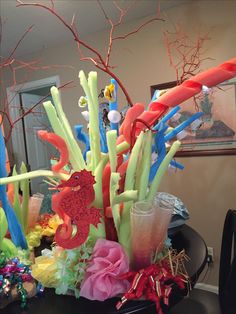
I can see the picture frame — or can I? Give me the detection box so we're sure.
[150,79,236,157]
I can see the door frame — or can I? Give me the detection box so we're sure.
[6,76,60,170]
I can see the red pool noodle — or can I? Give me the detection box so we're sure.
[37,130,69,172]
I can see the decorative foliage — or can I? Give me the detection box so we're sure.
[32,243,93,298]
[55,244,93,298]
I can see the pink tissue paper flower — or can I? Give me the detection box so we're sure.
[80,238,130,301]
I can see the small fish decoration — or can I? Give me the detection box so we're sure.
[104,83,115,101]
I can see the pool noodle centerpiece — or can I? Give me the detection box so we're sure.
[0,57,235,257]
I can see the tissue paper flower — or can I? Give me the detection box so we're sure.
[31,247,63,287]
[80,239,130,301]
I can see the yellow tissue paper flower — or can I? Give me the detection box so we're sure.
[26,225,43,250]
[26,215,62,249]
[41,214,63,237]
[31,247,63,288]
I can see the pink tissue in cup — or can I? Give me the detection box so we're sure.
[80,239,130,301]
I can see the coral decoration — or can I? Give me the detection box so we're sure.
[80,239,130,301]
[53,170,101,249]
[163,25,211,84]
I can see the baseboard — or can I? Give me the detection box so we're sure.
[195,283,219,294]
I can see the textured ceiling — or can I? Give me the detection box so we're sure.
[0,0,188,57]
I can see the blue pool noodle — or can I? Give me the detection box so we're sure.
[0,127,27,249]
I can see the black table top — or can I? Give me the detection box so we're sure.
[1,225,207,314]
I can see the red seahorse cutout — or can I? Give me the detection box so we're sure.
[54,170,101,249]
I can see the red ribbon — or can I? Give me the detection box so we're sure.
[116,263,187,314]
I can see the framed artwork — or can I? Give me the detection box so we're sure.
[150,79,236,156]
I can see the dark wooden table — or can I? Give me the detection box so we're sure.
[1,225,207,314]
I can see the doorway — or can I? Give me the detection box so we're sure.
[7,76,60,194]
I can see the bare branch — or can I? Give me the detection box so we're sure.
[7,25,34,61]
[113,16,164,41]
[71,13,76,27]
[0,17,3,44]
[50,0,54,10]
[97,0,113,27]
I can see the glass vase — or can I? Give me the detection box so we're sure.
[131,195,174,270]
[152,193,175,257]
[130,201,155,270]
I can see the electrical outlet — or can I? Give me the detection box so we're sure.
[207,246,214,263]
